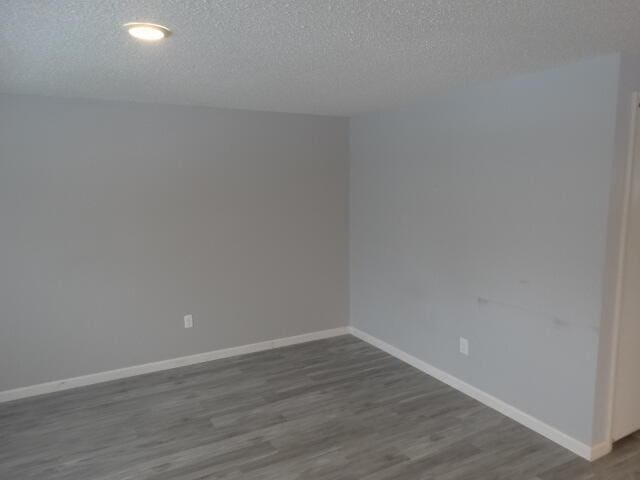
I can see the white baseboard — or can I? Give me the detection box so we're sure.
[590,441,613,461]
[1,325,611,461]
[348,326,609,461]
[0,327,349,403]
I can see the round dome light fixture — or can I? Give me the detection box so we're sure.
[124,22,171,42]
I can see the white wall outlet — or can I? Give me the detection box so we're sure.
[184,314,193,329]
[459,337,470,356]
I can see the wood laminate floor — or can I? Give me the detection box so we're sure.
[1,335,639,479]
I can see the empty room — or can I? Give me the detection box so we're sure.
[2,1,640,478]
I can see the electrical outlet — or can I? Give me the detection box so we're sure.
[459,337,470,356]
[184,314,193,329]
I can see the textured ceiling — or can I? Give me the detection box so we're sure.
[2,1,640,116]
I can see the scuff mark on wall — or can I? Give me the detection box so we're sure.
[474,295,578,331]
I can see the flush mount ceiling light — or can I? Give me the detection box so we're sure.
[123,22,171,42]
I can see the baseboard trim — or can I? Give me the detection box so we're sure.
[0,327,349,403]
[590,441,613,461]
[348,326,607,461]
[1,325,611,461]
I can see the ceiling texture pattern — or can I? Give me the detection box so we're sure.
[2,0,640,116]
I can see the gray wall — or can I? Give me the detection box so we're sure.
[349,54,621,444]
[0,94,349,391]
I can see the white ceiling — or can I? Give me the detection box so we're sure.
[2,1,640,116]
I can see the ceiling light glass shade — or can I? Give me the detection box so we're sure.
[124,22,171,41]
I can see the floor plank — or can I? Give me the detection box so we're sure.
[1,335,638,479]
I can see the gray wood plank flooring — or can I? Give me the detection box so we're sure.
[1,335,638,479]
